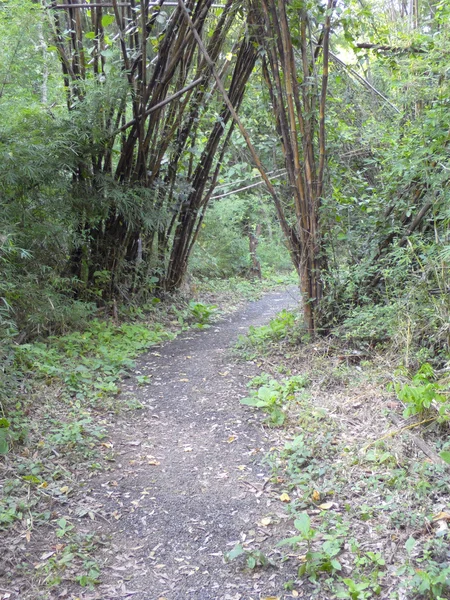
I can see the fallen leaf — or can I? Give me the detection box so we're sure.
[292,592,299,598]
[312,490,320,502]
[261,597,280,600]
[319,502,334,510]
[39,551,55,561]
[279,493,290,502]
[260,517,272,527]
[227,436,236,443]
[179,378,189,382]
[184,447,193,452]
[435,520,449,537]
[59,486,69,494]
[25,530,31,543]
[432,511,450,521]
[219,371,229,376]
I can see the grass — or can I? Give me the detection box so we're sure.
[192,271,297,311]
[0,295,222,596]
[233,315,450,599]
[0,277,295,597]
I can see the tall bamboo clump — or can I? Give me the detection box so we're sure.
[251,0,334,333]
[48,0,256,297]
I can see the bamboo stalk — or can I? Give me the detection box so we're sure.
[316,0,333,202]
[176,0,298,267]
[115,77,204,133]
[210,170,287,200]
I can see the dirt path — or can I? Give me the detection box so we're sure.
[92,288,299,600]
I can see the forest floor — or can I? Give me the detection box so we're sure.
[2,285,450,600]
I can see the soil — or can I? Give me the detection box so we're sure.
[90,287,300,600]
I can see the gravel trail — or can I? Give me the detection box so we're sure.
[95,288,300,600]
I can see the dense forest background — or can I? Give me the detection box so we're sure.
[1,0,449,357]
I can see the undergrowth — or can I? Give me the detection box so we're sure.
[233,310,450,599]
[235,309,300,359]
[193,271,297,310]
[0,295,219,594]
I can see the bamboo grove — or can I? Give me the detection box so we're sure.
[43,0,337,332]
[3,0,449,342]
[47,0,256,296]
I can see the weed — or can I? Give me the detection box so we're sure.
[171,300,218,330]
[393,363,449,420]
[336,577,380,599]
[55,517,74,538]
[236,309,298,358]
[0,417,10,454]
[240,374,309,426]
[12,319,174,412]
[278,513,342,580]
[35,530,101,590]
[224,543,274,570]
[188,301,218,328]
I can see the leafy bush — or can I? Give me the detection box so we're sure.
[240,373,309,426]
[237,310,297,355]
[188,301,218,328]
[393,363,449,420]
[13,320,173,407]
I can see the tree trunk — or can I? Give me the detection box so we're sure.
[248,223,262,280]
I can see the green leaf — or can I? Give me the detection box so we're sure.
[85,31,96,39]
[226,544,245,561]
[240,397,267,408]
[330,558,342,571]
[0,436,8,455]
[405,536,416,554]
[246,555,256,569]
[0,418,10,428]
[294,513,311,536]
[23,475,41,484]
[440,451,450,464]
[276,534,303,547]
[101,14,115,27]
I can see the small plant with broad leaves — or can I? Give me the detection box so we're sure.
[240,373,308,426]
[396,537,450,599]
[393,363,449,420]
[0,417,10,454]
[236,309,297,358]
[188,301,218,328]
[224,543,273,570]
[278,513,342,580]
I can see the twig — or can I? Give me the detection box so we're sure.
[361,416,437,452]
[388,412,447,466]
[361,413,447,468]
